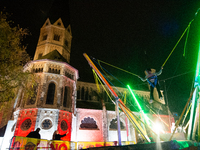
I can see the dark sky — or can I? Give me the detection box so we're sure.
[1,0,200,115]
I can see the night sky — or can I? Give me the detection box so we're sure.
[1,0,200,116]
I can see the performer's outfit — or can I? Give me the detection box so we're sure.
[139,68,163,103]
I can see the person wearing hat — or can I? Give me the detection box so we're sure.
[138,67,163,103]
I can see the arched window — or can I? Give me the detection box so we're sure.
[77,86,80,99]
[46,83,55,104]
[42,35,47,41]
[109,118,125,130]
[80,117,98,130]
[81,87,84,100]
[63,86,68,107]
[53,34,60,41]
[85,87,89,100]
[89,88,93,100]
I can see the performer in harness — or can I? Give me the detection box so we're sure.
[139,67,163,103]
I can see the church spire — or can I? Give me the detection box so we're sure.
[33,18,72,63]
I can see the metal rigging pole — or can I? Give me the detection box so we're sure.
[187,10,200,140]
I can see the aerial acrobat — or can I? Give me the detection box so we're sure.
[138,67,163,103]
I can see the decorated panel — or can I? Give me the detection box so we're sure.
[57,110,72,141]
[14,109,38,137]
[76,108,103,142]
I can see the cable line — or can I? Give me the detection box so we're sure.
[162,19,194,67]
[97,59,139,77]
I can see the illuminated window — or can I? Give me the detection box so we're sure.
[53,34,60,41]
[41,119,52,130]
[61,120,68,131]
[80,117,98,130]
[46,83,55,104]
[109,118,125,130]
[21,119,32,131]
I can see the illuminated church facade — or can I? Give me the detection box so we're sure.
[1,18,172,149]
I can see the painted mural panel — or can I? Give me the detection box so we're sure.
[14,109,38,137]
[57,110,72,141]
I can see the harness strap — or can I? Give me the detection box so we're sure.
[147,76,158,88]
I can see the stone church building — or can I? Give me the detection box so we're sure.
[1,18,171,149]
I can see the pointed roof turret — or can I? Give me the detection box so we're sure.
[42,18,51,28]
[53,18,65,28]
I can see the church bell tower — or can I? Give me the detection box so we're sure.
[9,18,78,141]
[34,18,72,63]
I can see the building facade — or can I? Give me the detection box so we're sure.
[1,18,172,149]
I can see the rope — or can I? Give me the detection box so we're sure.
[92,69,115,104]
[169,87,195,141]
[93,58,141,111]
[93,58,126,86]
[183,22,191,57]
[148,106,169,127]
[162,19,194,67]
[92,69,101,93]
[181,103,192,126]
[97,59,139,77]
[98,59,109,77]
[165,54,182,92]
[160,70,195,82]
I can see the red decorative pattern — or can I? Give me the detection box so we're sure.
[57,110,72,141]
[14,108,38,137]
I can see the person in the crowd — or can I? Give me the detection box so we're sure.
[139,67,163,103]
[52,130,68,140]
[26,128,41,139]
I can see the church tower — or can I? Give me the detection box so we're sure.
[34,18,72,63]
[2,18,78,143]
